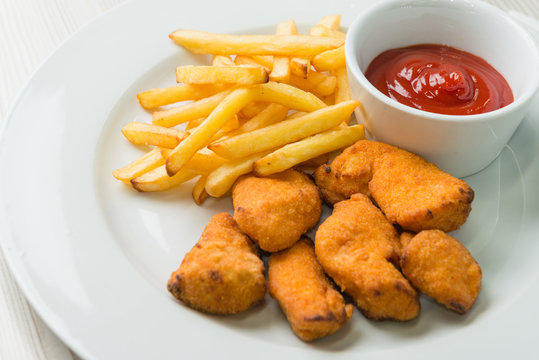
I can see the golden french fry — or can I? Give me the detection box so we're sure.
[290,58,310,78]
[309,25,346,41]
[270,20,297,83]
[289,73,337,97]
[112,148,165,182]
[152,89,232,128]
[249,82,327,111]
[240,101,268,119]
[334,67,352,105]
[209,100,360,159]
[316,14,341,30]
[192,175,209,205]
[185,117,205,130]
[204,152,268,197]
[234,56,271,72]
[121,122,188,149]
[251,55,274,70]
[285,111,307,120]
[234,103,288,135]
[166,82,326,175]
[137,83,228,110]
[253,124,365,176]
[321,93,335,106]
[169,30,343,56]
[312,45,345,71]
[166,88,254,176]
[176,65,268,85]
[182,148,228,173]
[131,165,198,192]
[212,55,235,66]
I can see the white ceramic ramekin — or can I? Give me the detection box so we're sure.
[345,0,539,177]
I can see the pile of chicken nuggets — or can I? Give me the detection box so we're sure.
[167,139,482,342]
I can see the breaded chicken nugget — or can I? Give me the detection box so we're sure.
[233,169,321,252]
[314,140,474,232]
[401,230,482,314]
[268,237,353,341]
[399,232,415,249]
[370,150,474,233]
[167,213,266,315]
[315,193,420,321]
[313,140,396,204]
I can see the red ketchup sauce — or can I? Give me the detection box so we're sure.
[364,44,513,115]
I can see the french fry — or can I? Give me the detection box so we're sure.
[240,101,268,119]
[112,148,165,182]
[188,115,240,132]
[121,122,188,149]
[233,103,288,135]
[131,165,198,192]
[183,148,228,173]
[176,65,269,85]
[137,83,228,110]
[152,89,232,127]
[321,93,335,106]
[334,67,352,105]
[209,100,360,159]
[316,14,341,31]
[285,111,307,120]
[309,25,346,41]
[192,175,209,205]
[212,55,235,66]
[289,73,337,97]
[312,46,345,71]
[166,83,327,175]
[253,124,365,176]
[204,152,268,197]
[166,88,255,175]
[186,117,205,130]
[234,56,271,72]
[251,55,274,70]
[169,30,343,56]
[270,20,297,83]
[248,82,327,111]
[290,58,310,78]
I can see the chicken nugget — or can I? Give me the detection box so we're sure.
[268,237,353,341]
[313,140,396,204]
[167,213,266,315]
[370,150,474,233]
[401,230,482,314]
[314,140,474,232]
[233,169,321,252]
[315,193,420,321]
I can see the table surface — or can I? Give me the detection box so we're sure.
[1,0,538,359]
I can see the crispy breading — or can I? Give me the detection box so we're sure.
[313,140,396,204]
[401,230,482,314]
[167,213,266,315]
[233,169,321,252]
[268,237,353,341]
[369,150,474,232]
[314,140,474,232]
[399,232,415,249]
[315,193,420,321]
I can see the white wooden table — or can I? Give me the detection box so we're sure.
[1,0,538,358]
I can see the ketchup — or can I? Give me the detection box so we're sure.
[364,44,513,115]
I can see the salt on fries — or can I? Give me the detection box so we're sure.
[113,14,364,204]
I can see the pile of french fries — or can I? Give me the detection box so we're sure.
[113,15,365,205]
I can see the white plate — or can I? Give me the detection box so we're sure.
[1,0,539,359]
